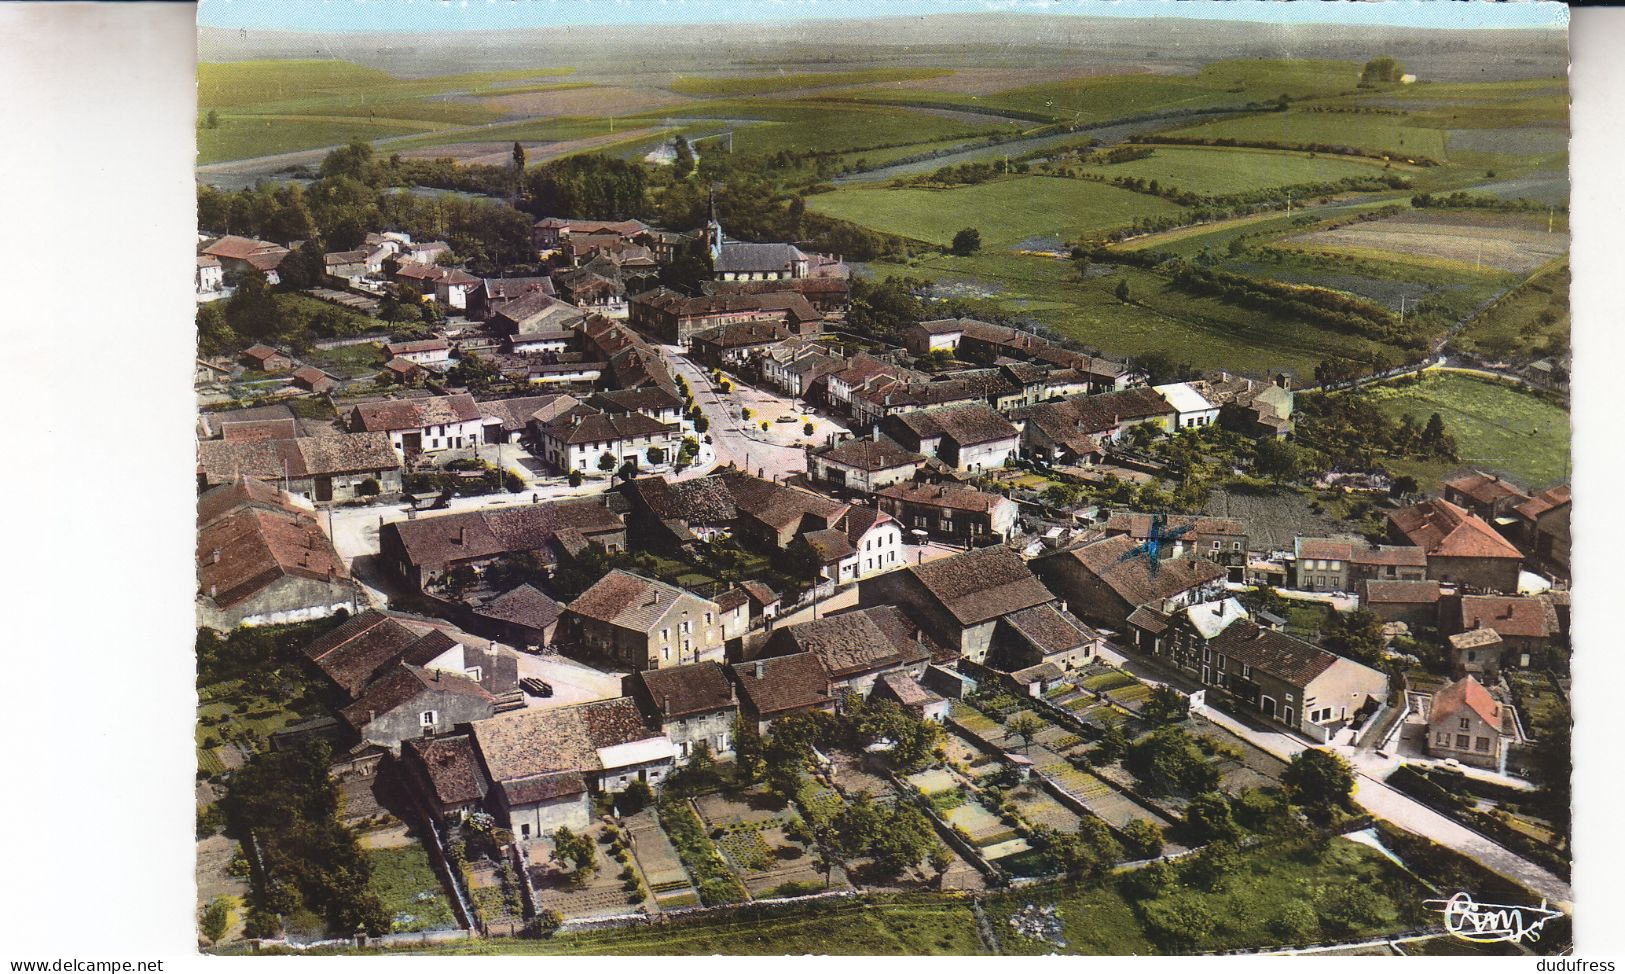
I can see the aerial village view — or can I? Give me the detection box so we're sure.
[189,0,1574,957]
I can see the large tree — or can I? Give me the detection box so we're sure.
[1282,748,1356,822]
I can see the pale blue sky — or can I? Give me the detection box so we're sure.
[197,0,1569,34]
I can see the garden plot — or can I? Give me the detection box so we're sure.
[694,789,842,898]
[828,749,898,801]
[1283,210,1568,276]
[365,842,459,934]
[467,860,525,933]
[619,811,698,911]
[1187,722,1289,795]
[943,800,1024,858]
[1005,781,1084,832]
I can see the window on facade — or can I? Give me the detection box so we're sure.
[1476,737,1491,752]
[1203,647,1211,662]
[420,711,437,727]
[1459,718,1469,730]
[660,628,669,643]
[1436,732,1449,746]
[1455,734,1471,749]
[1241,664,1252,679]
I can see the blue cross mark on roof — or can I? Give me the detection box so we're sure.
[1116,513,1194,576]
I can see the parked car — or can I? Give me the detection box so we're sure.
[520,677,553,698]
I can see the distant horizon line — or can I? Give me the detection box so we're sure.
[195,1,1569,36]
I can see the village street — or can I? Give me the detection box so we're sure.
[660,345,821,483]
[1094,641,1574,912]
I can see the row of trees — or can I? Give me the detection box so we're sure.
[220,740,390,938]
[1295,387,1459,471]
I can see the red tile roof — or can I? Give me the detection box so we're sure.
[1515,485,1571,522]
[1431,675,1501,728]
[1388,498,1523,560]
[1458,595,1558,640]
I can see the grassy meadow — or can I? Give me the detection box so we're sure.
[1365,371,1571,488]
[806,175,1181,248]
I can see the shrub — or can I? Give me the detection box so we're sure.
[1269,899,1320,941]
[357,477,381,497]
[199,896,231,943]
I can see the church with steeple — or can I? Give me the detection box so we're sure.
[704,188,848,283]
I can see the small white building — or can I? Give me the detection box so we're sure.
[384,339,453,366]
[1153,382,1220,430]
[196,255,224,297]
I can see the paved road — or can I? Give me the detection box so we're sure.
[1095,642,1574,912]
[661,347,811,482]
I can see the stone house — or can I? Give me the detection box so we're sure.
[1031,534,1228,631]
[379,499,626,593]
[1104,513,1248,581]
[561,571,724,671]
[1512,485,1571,578]
[858,545,1057,664]
[1360,579,1442,630]
[758,605,931,699]
[1441,471,1530,523]
[805,435,928,494]
[197,432,402,504]
[196,479,359,630]
[625,662,738,763]
[990,603,1103,674]
[871,670,949,723]
[470,698,676,839]
[470,584,564,649]
[402,735,489,824]
[1427,676,1515,770]
[1452,594,1560,671]
[348,394,485,457]
[1152,382,1219,430]
[533,409,680,476]
[1132,603,1388,741]
[339,663,496,752]
[241,343,292,372]
[1014,387,1176,463]
[873,481,1019,545]
[1387,498,1524,593]
[879,403,1020,474]
[385,339,452,366]
[731,653,836,733]
[628,287,820,348]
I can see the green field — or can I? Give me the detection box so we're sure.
[670,68,954,97]
[869,250,1409,379]
[987,836,1430,955]
[365,844,458,934]
[1165,110,1450,161]
[198,116,436,165]
[197,59,583,162]
[199,60,574,110]
[848,59,1365,124]
[628,100,1000,159]
[405,897,988,955]
[1084,144,1390,196]
[807,174,1180,247]
[1365,371,1570,487]
[338,834,1426,955]
[1451,260,1569,363]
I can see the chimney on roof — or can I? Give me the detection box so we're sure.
[455,526,465,545]
[211,547,222,565]
[208,584,217,599]
[1501,604,1514,620]
[754,660,764,679]
[1473,616,1482,630]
